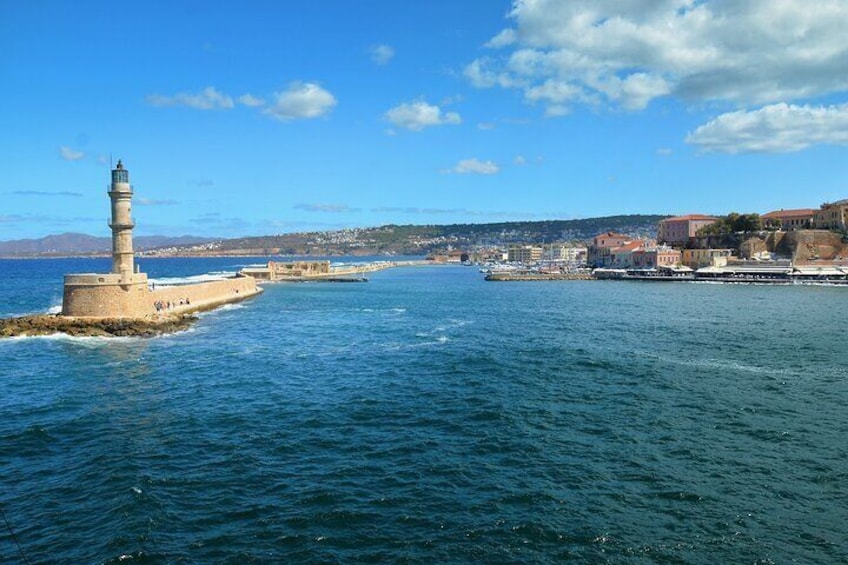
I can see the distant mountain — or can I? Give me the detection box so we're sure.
[0,233,216,257]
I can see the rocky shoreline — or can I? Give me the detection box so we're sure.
[0,314,197,338]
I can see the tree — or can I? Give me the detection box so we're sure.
[697,212,763,236]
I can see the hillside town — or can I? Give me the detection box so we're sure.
[441,200,848,283]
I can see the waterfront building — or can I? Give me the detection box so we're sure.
[813,200,848,231]
[543,244,587,264]
[610,240,645,268]
[592,231,632,249]
[507,244,543,263]
[657,214,718,246]
[633,246,682,269]
[682,248,734,269]
[762,208,815,230]
[588,232,633,267]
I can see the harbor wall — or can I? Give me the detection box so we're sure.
[62,275,260,318]
[150,276,260,315]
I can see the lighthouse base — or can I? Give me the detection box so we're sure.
[62,273,150,317]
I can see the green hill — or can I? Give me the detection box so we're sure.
[212,215,668,255]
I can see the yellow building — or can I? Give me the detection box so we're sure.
[762,208,815,230]
[507,245,543,263]
[814,200,848,231]
[682,248,733,269]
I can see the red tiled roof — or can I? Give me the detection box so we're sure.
[613,240,645,252]
[762,208,816,218]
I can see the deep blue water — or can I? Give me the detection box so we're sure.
[1,257,847,564]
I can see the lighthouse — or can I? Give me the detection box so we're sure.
[108,160,135,281]
[61,159,260,319]
[61,159,150,317]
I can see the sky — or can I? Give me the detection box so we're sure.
[2,0,848,240]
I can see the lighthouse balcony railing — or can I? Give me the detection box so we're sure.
[107,218,136,229]
[106,184,134,195]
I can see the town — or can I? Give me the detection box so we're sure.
[432,201,848,284]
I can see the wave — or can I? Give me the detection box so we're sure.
[196,303,245,318]
[637,349,802,378]
[0,332,144,345]
[356,307,407,315]
[150,271,237,286]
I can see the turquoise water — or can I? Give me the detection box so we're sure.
[1,258,847,563]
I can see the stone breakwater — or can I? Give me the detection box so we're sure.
[1,314,196,338]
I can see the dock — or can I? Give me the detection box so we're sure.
[485,271,593,281]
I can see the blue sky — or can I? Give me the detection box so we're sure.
[2,0,848,240]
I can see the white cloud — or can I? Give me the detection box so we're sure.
[146,86,234,110]
[59,146,84,161]
[13,190,82,197]
[370,44,395,65]
[294,203,358,213]
[443,158,500,175]
[485,29,516,49]
[264,82,337,121]
[238,93,265,107]
[656,147,673,156]
[468,0,848,112]
[136,198,179,206]
[686,102,848,154]
[384,100,462,131]
[513,155,527,165]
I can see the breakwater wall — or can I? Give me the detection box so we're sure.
[150,276,261,315]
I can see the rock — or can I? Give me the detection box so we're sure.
[0,314,197,338]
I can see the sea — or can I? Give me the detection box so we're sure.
[1,257,846,564]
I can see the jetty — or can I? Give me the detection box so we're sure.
[485,270,593,281]
[2,161,262,338]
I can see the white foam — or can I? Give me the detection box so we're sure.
[0,332,143,344]
[149,271,236,286]
[639,349,800,378]
[195,302,246,319]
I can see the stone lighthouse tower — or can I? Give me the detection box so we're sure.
[61,159,149,317]
[109,160,135,281]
